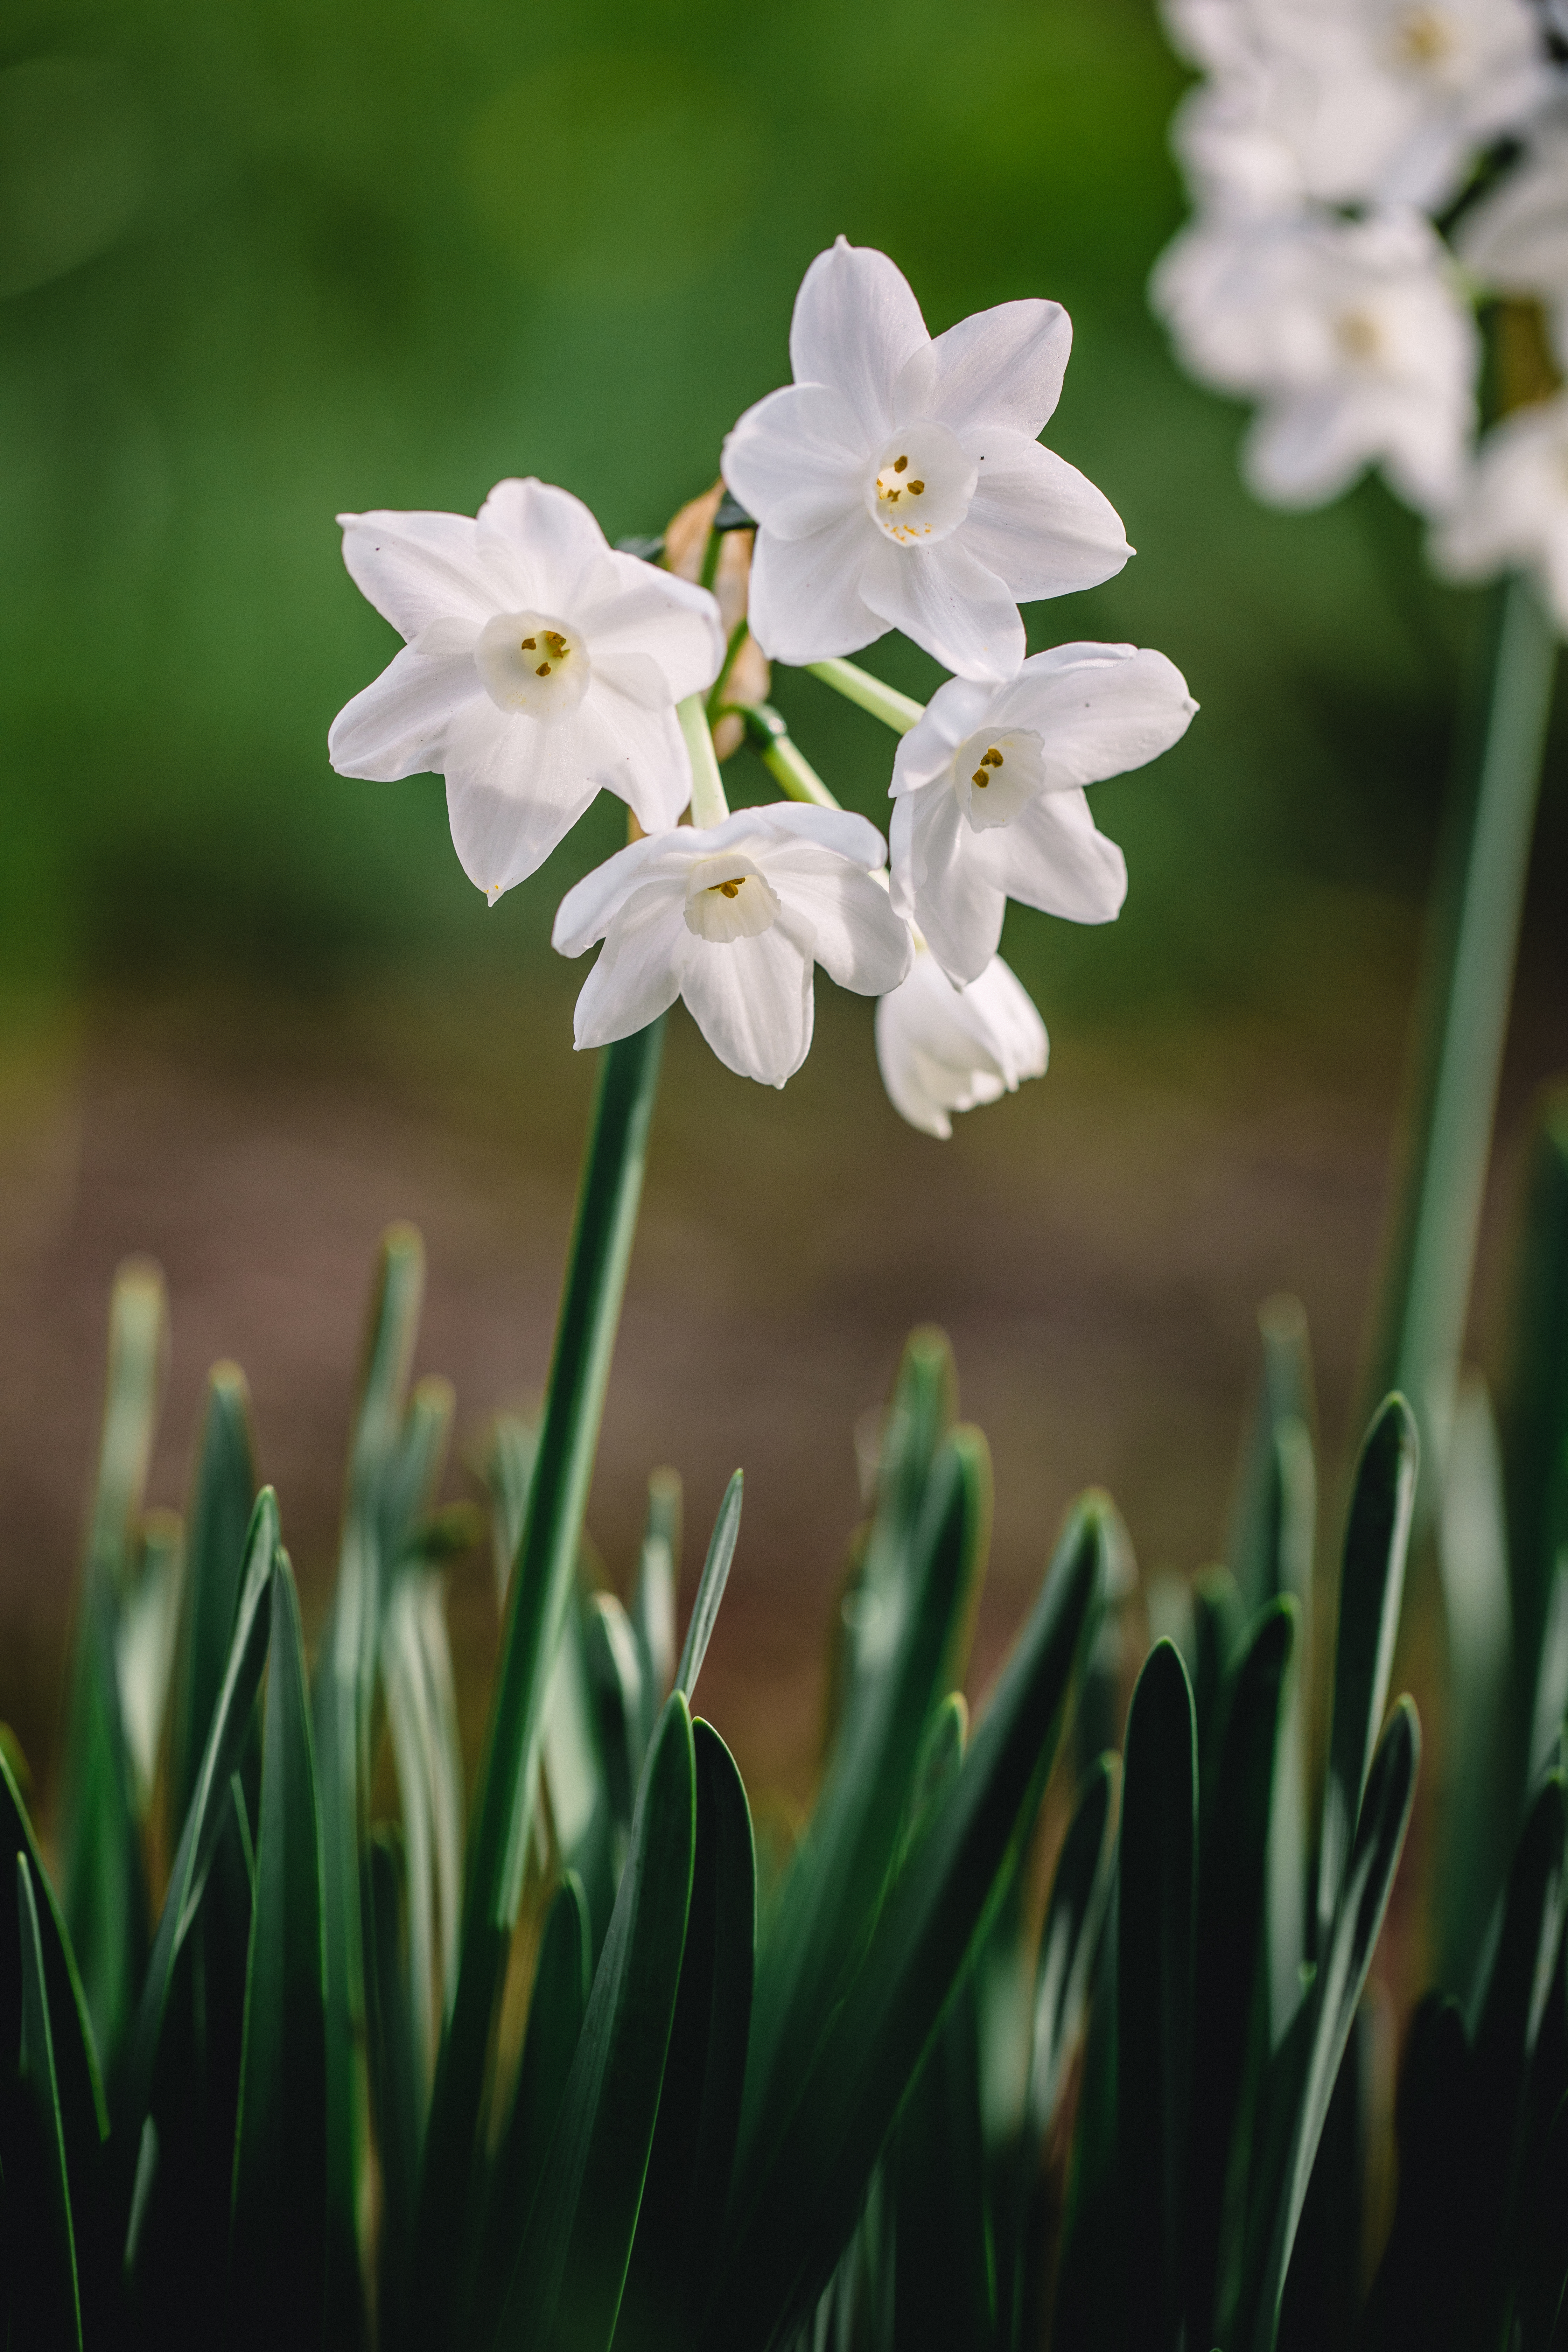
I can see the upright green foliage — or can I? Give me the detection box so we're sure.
[13,1856,83,2350]
[1502,1097,1568,1817]
[169,1365,259,1825]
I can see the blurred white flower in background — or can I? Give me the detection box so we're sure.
[552,804,912,1087]
[1153,208,1479,511]
[888,644,1196,985]
[875,946,1049,1139]
[721,238,1132,684]
[1459,106,1568,335]
[1431,390,1568,625]
[329,478,724,902]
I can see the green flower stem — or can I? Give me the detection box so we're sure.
[1367,572,1558,1498]
[706,620,752,723]
[806,656,926,734]
[412,1018,666,2338]
[733,704,841,809]
[680,694,730,826]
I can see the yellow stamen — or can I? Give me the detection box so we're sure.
[536,662,551,676]
[894,455,908,473]
[972,769,989,788]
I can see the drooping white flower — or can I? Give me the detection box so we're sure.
[551,804,913,1088]
[1459,107,1568,320]
[720,238,1132,686]
[1430,391,1568,627]
[1152,208,1480,513]
[1167,0,1554,212]
[876,944,1049,1139]
[888,644,1197,988]
[329,478,725,902]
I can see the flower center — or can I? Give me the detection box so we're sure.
[952,728,1046,831]
[1334,307,1384,365]
[866,421,977,548]
[1388,5,1455,70]
[683,854,782,943]
[475,609,591,720]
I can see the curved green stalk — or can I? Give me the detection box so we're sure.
[733,706,841,810]
[806,657,926,734]
[1366,573,1558,1499]
[679,696,729,827]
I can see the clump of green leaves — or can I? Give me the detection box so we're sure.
[3,1094,1568,2352]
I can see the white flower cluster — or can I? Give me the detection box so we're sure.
[330,243,1196,1133]
[1152,0,1568,623]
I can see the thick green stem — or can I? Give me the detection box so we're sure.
[680,694,729,827]
[1366,572,1557,1496]
[410,1020,665,2344]
[732,703,841,809]
[806,656,926,734]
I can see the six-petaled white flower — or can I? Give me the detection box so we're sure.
[1430,391,1568,628]
[876,944,1049,1139]
[1152,208,1479,513]
[888,644,1197,987]
[720,238,1133,684]
[328,478,725,902]
[552,806,913,1088]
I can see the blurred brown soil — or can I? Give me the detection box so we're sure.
[0,943,1561,1888]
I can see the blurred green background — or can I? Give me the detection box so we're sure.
[1,0,1564,1805]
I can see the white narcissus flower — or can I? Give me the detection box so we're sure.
[889,644,1197,988]
[328,478,725,902]
[551,805,913,1088]
[876,945,1049,1139]
[1165,0,1553,212]
[720,238,1132,686]
[1430,392,1568,628]
[1459,109,1568,322]
[1152,209,1480,514]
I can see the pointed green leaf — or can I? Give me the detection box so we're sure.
[586,1591,647,1839]
[630,1471,680,1752]
[674,1472,742,1704]
[368,1830,421,2334]
[382,1564,465,2122]
[170,1366,259,1826]
[0,1751,105,2204]
[13,1855,83,2349]
[493,1689,696,2352]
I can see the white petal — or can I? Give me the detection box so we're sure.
[748,801,890,868]
[1001,789,1127,924]
[875,949,1048,1136]
[553,835,699,955]
[475,478,618,611]
[986,644,1197,788]
[680,913,818,1087]
[1243,394,1373,509]
[578,558,726,698]
[859,536,1026,684]
[443,703,601,900]
[895,299,1073,440]
[961,436,1133,602]
[889,674,999,797]
[748,510,885,664]
[570,882,689,1048]
[337,510,504,640]
[893,787,1010,986]
[763,849,913,992]
[328,647,488,779]
[720,384,868,539]
[788,239,929,445]
[576,686,695,834]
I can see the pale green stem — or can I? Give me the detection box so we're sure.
[728,703,841,808]
[1367,571,1558,1500]
[806,656,926,734]
[679,693,729,827]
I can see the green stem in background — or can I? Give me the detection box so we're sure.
[410,1019,666,2345]
[680,694,730,827]
[1366,572,1558,1500]
[732,704,841,809]
[706,620,751,722]
[807,656,926,735]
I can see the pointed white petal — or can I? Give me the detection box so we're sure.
[1002,788,1127,923]
[747,509,884,664]
[788,239,929,444]
[337,510,504,639]
[896,299,1073,439]
[875,948,1048,1135]
[1243,395,1374,510]
[680,912,818,1087]
[553,835,700,955]
[580,686,697,834]
[749,801,889,867]
[570,881,690,1048]
[961,436,1133,601]
[894,786,1010,986]
[443,704,602,900]
[475,477,618,610]
[764,850,912,993]
[860,536,1025,684]
[328,648,487,779]
[986,644,1197,787]
[889,674,998,797]
[721,384,868,538]
[579,559,726,697]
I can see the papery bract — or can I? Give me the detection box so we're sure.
[876,944,1048,1139]
[1152,208,1479,514]
[328,478,724,902]
[1430,392,1568,628]
[888,643,1196,987]
[720,238,1132,685]
[552,804,912,1088]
